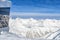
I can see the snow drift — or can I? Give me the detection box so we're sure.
[9,18,60,39]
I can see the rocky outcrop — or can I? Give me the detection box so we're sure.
[0,14,9,28]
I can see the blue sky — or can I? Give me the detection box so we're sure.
[10,0,60,14]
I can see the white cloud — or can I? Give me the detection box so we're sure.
[10,12,60,16]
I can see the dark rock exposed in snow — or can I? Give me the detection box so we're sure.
[0,14,9,28]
